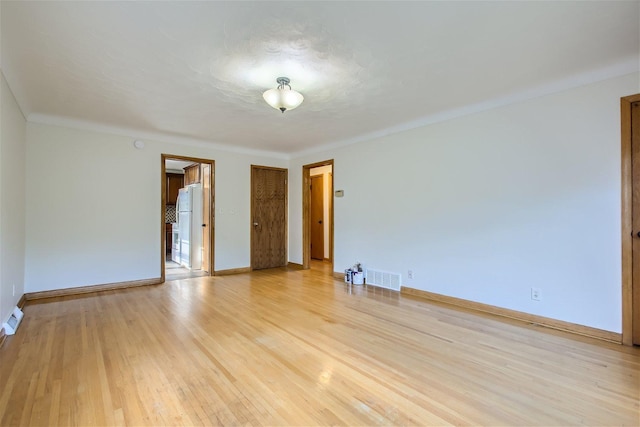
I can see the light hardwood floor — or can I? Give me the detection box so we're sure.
[1,264,639,426]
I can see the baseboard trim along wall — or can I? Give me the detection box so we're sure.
[214,267,251,276]
[17,295,26,309]
[0,327,6,349]
[401,287,621,344]
[25,277,163,301]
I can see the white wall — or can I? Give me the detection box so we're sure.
[310,165,332,259]
[290,73,640,333]
[10,69,639,332]
[0,71,26,325]
[25,123,287,292]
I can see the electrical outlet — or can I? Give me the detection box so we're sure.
[531,287,541,301]
[408,270,414,280]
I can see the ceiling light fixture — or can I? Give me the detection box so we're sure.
[262,77,304,113]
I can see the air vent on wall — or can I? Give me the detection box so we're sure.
[365,269,401,291]
[2,307,24,335]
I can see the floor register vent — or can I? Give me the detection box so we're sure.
[365,269,402,291]
[3,307,24,335]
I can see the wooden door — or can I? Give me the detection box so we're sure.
[631,100,640,345]
[328,172,333,262]
[310,175,324,260]
[251,166,287,270]
[201,163,211,273]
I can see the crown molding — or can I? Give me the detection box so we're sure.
[23,56,639,163]
[26,113,290,160]
[291,57,640,159]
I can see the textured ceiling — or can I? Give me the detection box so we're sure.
[1,1,639,156]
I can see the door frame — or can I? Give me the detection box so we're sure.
[250,165,289,270]
[621,93,640,346]
[302,160,334,270]
[161,154,215,282]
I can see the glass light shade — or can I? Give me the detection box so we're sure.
[263,87,304,112]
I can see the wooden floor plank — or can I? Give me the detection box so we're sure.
[1,262,639,426]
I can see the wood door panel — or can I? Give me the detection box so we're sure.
[310,175,324,260]
[252,166,287,270]
[631,101,640,344]
[201,164,211,273]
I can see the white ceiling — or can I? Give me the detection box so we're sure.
[2,2,638,156]
[165,159,194,173]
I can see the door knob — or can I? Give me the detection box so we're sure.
[253,222,259,226]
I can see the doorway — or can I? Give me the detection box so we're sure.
[251,165,288,270]
[621,94,640,345]
[303,160,334,271]
[161,154,215,282]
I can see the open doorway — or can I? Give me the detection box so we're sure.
[302,160,334,272]
[161,154,215,281]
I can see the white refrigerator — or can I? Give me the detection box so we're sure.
[176,184,203,270]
